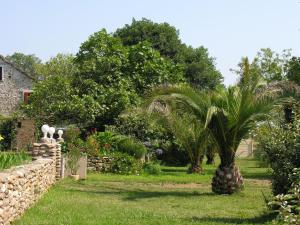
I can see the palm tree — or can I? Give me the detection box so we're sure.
[144,85,211,173]
[205,58,276,194]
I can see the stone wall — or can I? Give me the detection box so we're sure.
[0,58,33,116]
[0,158,56,225]
[0,142,61,225]
[87,156,112,172]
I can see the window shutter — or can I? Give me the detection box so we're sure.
[24,92,31,104]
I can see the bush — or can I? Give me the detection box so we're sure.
[89,131,147,159]
[255,120,300,195]
[117,137,146,159]
[268,175,300,225]
[91,131,122,155]
[110,152,142,175]
[0,151,30,170]
[143,162,161,175]
[0,117,16,150]
[107,111,187,165]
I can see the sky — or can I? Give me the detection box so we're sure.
[0,0,299,85]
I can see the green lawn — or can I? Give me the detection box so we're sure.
[13,159,275,225]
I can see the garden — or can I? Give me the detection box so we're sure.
[1,19,300,225]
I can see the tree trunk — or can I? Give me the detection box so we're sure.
[206,152,215,165]
[212,162,244,194]
[188,155,204,174]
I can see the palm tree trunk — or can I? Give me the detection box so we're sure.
[188,155,204,174]
[206,152,215,165]
[212,156,244,194]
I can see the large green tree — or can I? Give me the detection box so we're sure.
[115,18,223,90]
[24,75,101,126]
[233,48,292,83]
[286,57,300,85]
[115,18,182,59]
[179,45,223,89]
[126,42,184,95]
[74,29,184,127]
[37,53,77,78]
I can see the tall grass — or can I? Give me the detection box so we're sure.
[0,151,31,171]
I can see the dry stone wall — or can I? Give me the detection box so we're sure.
[87,156,112,172]
[0,142,61,225]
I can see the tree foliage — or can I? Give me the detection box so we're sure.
[37,53,77,78]
[179,46,223,89]
[286,57,300,85]
[115,18,223,90]
[5,52,41,77]
[115,18,182,59]
[144,85,211,173]
[233,48,292,83]
[24,75,101,126]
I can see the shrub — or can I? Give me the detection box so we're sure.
[143,162,161,175]
[107,111,187,165]
[0,117,16,150]
[0,151,30,170]
[85,135,100,157]
[91,131,122,155]
[268,174,300,225]
[66,142,82,175]
[117,137,146,159]
[110,152,142,175]
[255,121,300,195]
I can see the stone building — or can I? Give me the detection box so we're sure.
[0,55,34,116]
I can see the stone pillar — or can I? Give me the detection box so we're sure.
[31,142,62,180]
[55,143,62,180]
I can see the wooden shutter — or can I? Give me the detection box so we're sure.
[23,92,31,104]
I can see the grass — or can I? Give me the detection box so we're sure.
[13,158,275,225]
[0,151,30,171]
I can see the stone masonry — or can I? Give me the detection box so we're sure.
[87,156,112,172]
[0,142,62,225]
[0,56,33,116]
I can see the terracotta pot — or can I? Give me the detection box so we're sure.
[70,174,80,181]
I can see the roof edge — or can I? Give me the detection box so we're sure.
[0,54,35,80]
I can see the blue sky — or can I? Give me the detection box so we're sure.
[1,0,299,85]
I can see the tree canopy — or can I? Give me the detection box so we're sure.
[115,18,223,90]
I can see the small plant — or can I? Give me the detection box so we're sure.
[0,151,30,170]
[66,143,81,176]
[117,137,147,159]
[143,162,161,175]
[86,135,99,157]
[91,131,122,155]
[268,185,300,224]
[110,152,142,175]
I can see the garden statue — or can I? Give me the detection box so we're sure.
[57,129,64,143]
[41,124,50,143]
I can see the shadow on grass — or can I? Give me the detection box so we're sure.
[66,187,214,201]
[189,213,275,224]
[242,173,272,180]
[124,190,214,201]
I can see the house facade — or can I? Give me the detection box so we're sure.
[0,55,33,116]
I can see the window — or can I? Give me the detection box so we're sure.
[23,91,32,104]
[0,67,3,81]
